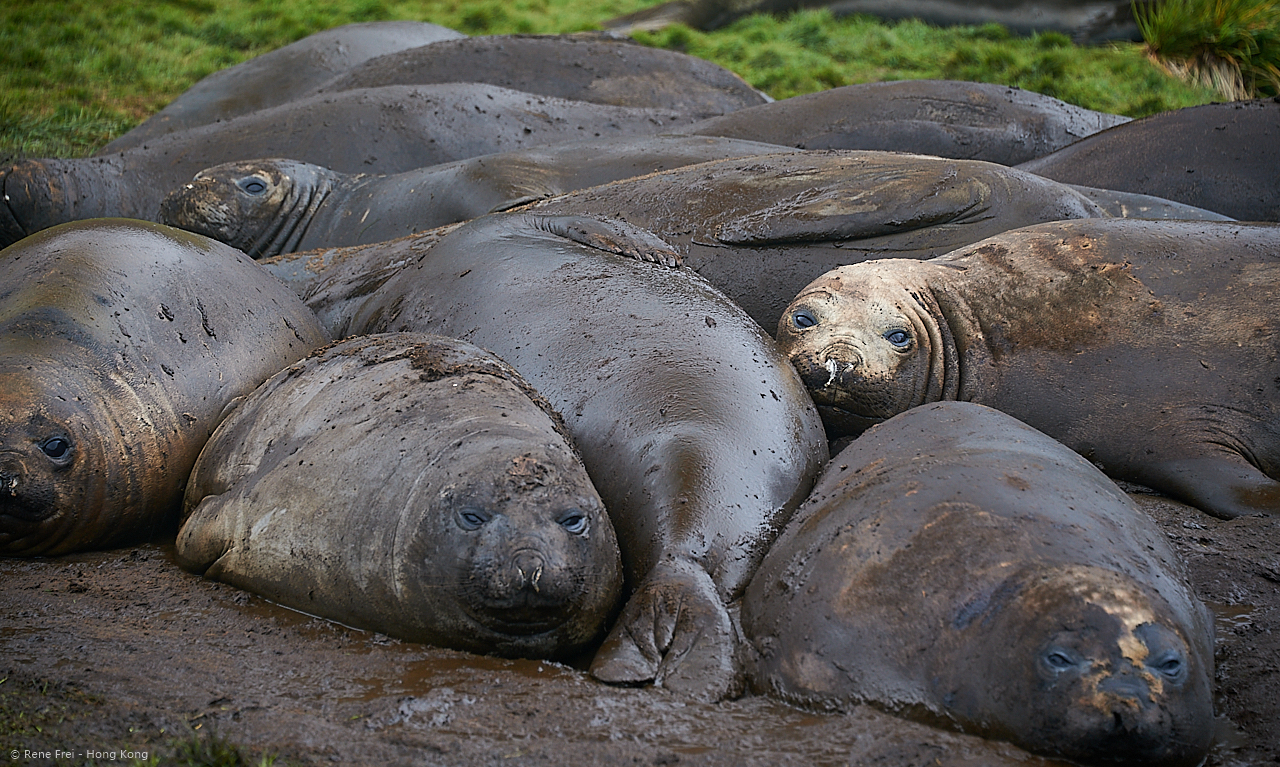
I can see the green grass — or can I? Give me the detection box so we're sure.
[1136,0,1280,98]
[0,0,1223,160]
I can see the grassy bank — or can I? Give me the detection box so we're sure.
[1,0,1222,160]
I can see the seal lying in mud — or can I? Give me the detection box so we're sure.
[0,219,329,557]
[742,401,1215,766]
[99,21,466,153]
[157,136,793,258]
[524,149,1106,331]
[681,80,1129,166]
[0,84,702,248]
[177,333,622,659]
[301,212,829,700]
[777,217,1280,519]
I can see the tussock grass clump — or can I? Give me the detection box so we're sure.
[1136,0,1280,99]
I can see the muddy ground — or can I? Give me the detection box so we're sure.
[2,492,1277,767]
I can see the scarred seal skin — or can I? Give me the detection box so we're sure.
[742,401,1215,766]
[0,219,330,557]
[300,212,830,700]
[177,333,622,659]
[157,136,795,259]
[777,217,1280,519]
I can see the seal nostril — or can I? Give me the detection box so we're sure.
[511,550,546,593]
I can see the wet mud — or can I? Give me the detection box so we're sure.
[2,493,1276,766]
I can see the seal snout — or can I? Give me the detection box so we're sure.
[792,342,862,395]
[508,548,546,594]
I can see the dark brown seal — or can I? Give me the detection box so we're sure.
[743,401,1215,766]
[178,332,623,659]
[299,212,830,700]
[777,217,1280,519]
[0,219,329,556]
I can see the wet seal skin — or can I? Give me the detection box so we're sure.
[177,333,623,659]
[0,83,706,249]
[743,401,1216,766]
[157,136,795,259]
[525,149,1107,332]
[0,219,329,557]
[299,211,829,700]
[777,217,1280,519]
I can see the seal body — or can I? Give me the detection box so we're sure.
[178,332,622,659]
[742,401,1215,766]
[777,217,1280,518]
[303,212,830,699]
[526,149,1106,330]
[683,80,1130,165]
[0,219,329,556]
[0,84,703,248]
[99,21,466,153]
[157,136,794,258]
[1017,98,1280,222]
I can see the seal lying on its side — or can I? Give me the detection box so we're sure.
[99,21,466,153]
[681,80,1130,166]
[0,219,329,557]
[301,212,830,700]
[523,149,1107,331]
[178,333,623,659]
[0,84,702,248]
[742,401,1215,766]
[157,136,794,258]
[777,217,1280,519]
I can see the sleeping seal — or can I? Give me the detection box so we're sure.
[777,217,1280,519]
[178,333,622,659]
[300,212,830,699]
[742,401,1215,766]
[0,219,329,556]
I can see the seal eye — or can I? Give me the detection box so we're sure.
[456,507,490,531]
[1149,652,1187,681]
[557,510,589,536]
[237,177,268,195]
[884,329,911,348]
[792,309,818,329]
[40,437,73,462]
[1043,649,1078,673]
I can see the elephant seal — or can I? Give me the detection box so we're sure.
[177,332,622,659]
[1017,98,1280,222]
[99,22,466,153]
[157,136,794,258]
[682,80,1130,166]
[524,149,1107,331]
[1065,184,1234,221]
[0,219,329,557]
[0,84,702,248]
[742,401,1215,766]
[313,33,769,115]
[301,212,830,699]
[777,217,1280,519]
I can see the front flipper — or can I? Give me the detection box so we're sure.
[590,556,740,702]
[529,214,683,268]
[1140,456,1280,519]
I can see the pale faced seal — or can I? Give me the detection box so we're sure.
[157,136,794,258]
[777,217,1280,519]
[99,22,466,153]
[524,149,1107,331]
[299,212,830,699]
[0,84,703,248]
[682,80,1130,165]
[743,401,1215,765]
[0,219,329,556]
[177,332,622,659]
[1017,98,1280,222]
[313,33,769,115]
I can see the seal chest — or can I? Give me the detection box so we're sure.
[741,401,1216,765]
[177,333,623,660]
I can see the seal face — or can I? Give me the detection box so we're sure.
[177,333,623,659]
[742,401,1216,766]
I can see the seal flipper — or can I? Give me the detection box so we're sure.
[530,214,683,268]
[1140,456,1280,519]
[590,556,741,702]
[0,165,29,248]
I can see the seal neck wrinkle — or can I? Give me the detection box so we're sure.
[923,268,993,405]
